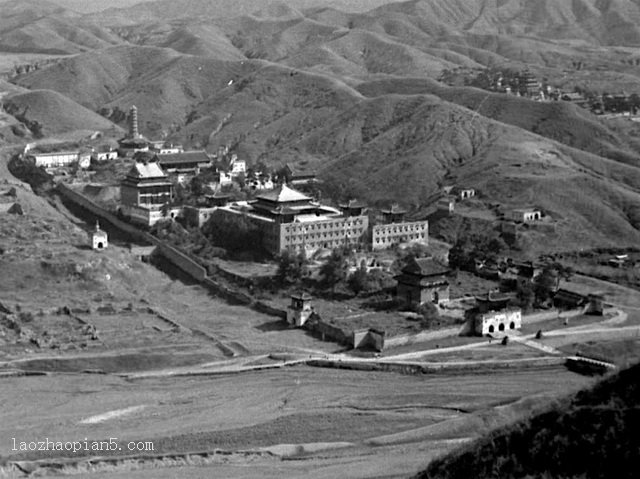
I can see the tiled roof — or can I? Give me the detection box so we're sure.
[402,257,450,277]
[256,184,311,203]
[157,150,211,164]
[128,162,167,179]
[381,203,407,215]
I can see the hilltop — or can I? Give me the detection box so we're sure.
[416,362,640,479]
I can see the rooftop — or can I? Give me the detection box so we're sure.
[402,257,450,277]
[128,162,167,179]
[256,184,311,203]
[156,150,211,164]
[381,203,407,215]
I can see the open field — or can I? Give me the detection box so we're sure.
[1,365,592,478]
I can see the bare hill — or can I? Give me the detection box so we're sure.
[356,78,640,167]
[2,89,120,135]
[373,0,640,46]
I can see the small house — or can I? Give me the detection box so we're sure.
[90,221,108,250]
[507,208,542,223]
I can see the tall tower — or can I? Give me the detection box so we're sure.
[129,105,140,139]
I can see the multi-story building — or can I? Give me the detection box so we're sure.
[395,256,450,306]
[119,162,176,226]
[372,221,429,250]
[372,203,428,250]
[216,184,369,256]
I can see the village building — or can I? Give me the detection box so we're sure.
[453,187,476,200]
[28,151,80,168]
[228,155,246,177]
[437,197,455,213]
[155,150,213,181]
[380,203,407,224]
[248,176,274,191]
[90,221,108,250]
[286,292,314,327]
[78,151,92,169]
[395,256,450,307]
[507,208,542,223]
[475,309,522,336]
[216,184,369,256]
[149,141,183,155]
[284,163,317,186]
[92,148,118,162]
[119,161,176,226]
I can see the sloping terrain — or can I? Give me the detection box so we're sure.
[356,78,640,166]
[2,89,120,136]
[416,362,640,479]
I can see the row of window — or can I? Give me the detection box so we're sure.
[284,230,365,244]
[374,223,427,235]
[375,234,426,244]
[284,220,365,233]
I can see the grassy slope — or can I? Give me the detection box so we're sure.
[415,362,640,479]
[356,78,640,167]
[3,89,120,134]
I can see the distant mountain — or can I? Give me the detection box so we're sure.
[415,362,640,479]
[81,0,402,26]
[0,0,121,54]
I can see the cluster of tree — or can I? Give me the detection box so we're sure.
[517,263,573,310]
[274,246,393,297]
[202,210,265,259]
[448,226,508,272]
[151,220,225,262]
[275,250,309,285]
[8,155,53,194]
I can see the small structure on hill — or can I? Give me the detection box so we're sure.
[553,288,587,310]
[586,293,605,315]
[437,197,455,214]
[286,292,314,327]
[475,308,522,336]
[395,257,450,307]
[455,188,476,200]
[507,208,542,223]
[90,221,108,250]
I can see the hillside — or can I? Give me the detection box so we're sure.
[415,362,640,479]
[2,89,121,136]
[356,78,640,167]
